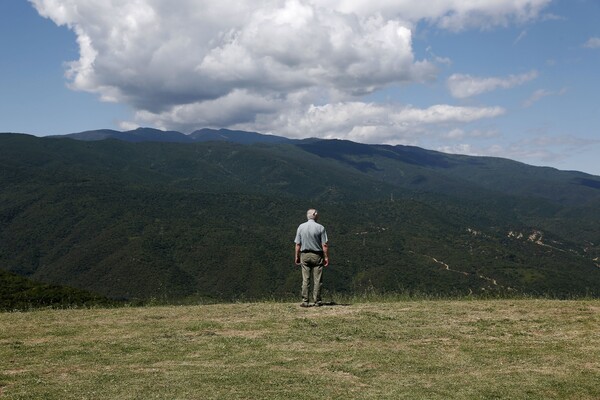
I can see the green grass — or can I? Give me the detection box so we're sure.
[1,299,599,399]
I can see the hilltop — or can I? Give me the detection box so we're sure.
[1,299,599,399]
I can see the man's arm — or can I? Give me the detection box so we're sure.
[323,243,329,267]
[294,243,301,265]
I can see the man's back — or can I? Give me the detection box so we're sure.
[295,219,328,252]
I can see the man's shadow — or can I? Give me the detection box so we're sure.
[317,301,352,307]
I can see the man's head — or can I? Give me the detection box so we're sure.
[306,209,318,221]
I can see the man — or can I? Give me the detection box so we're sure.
[294,208,329,307]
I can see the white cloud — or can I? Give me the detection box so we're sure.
[583,37,600,49]
[442,128,499,140]
[523,89,551,108]
[426,46,452,66]
[237,102,505,143]
[447,71,538,99]
[30,0,550,139]
[438,135,600,165]
[437,143,481,156]
[523,87,567,108]
[513,30,527,45]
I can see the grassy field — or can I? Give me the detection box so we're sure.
[1,299,599,399]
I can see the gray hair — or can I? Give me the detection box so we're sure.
[306,209,318,220]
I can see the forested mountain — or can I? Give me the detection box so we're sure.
[1,131,599,301]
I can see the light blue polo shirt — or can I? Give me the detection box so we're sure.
[294,219,328,252]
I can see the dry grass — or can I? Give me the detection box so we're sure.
[1,299,599,399]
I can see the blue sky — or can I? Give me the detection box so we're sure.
[1,0,599,175]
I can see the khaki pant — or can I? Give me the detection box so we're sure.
[300,252,324,303]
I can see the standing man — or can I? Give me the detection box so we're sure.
[294,209,329,307]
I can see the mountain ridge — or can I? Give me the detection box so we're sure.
[52,127,600,179]
[52,127,296,145]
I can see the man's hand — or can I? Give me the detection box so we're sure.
[324,257,329,267]
[294,243,301,265]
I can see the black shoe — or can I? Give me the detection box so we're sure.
[300,302,310,307]
[314,301,323,307]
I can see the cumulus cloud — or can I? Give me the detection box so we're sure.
[30,0,550,141]
[447,70,538,99]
